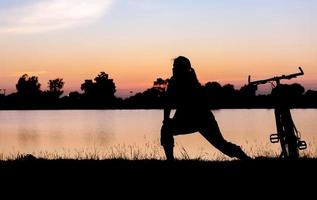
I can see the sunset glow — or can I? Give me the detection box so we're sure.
[0,0,316,97]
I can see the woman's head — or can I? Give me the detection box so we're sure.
[173,56,192,76]
[171,56,200,87]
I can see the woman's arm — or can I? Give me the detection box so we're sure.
[163,108,171,124]
[163,78,174,124]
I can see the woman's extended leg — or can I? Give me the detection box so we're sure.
[199,116,251,160]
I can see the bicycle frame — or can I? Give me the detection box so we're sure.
[248,67,307,159]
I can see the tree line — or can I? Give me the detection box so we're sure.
[0,72,317,109]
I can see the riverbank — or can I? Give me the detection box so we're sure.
[1,157,316,181]
[1,157,316,196]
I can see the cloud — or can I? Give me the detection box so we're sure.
[0,0,113,34]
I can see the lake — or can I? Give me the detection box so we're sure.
[0,109,316,160]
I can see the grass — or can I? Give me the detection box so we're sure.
[1,139,315,161]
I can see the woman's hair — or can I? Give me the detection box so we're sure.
[171,56,200,87]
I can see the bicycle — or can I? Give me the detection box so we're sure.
[248,67,307,159]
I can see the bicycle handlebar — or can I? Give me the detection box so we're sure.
[248,67,304,86]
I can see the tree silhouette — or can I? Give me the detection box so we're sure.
[68,91,81,100]
[289,83,305,96]
[81,80,94,96]
[270,83,305,107]
[153,78,168,93]
[81,72,116,102]
[0,71,315,109]
[272,83,305,98]
[124,77,169,108]
[47,78,65,98]
[305,89,317,97]
[222,84,236,97]
[94,72,116,99]
[16,74,41,99]
[204,82,222,97]
[240,84,257,97]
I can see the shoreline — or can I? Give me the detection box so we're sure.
[1,106,317,111]
[1,157,316,193]
[2,157,316,175]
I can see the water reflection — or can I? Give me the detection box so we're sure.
[0,109,316,159]
[18,128,39,147]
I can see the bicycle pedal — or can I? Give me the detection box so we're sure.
[298,140,307,150]
[270,134,279,143]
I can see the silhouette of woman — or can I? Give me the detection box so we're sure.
[161,56,251,160]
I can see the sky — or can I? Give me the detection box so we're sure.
[0,0,316,97]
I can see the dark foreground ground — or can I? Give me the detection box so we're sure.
[1,157,316,196]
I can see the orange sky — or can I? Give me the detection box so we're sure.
[0,0,316,97]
